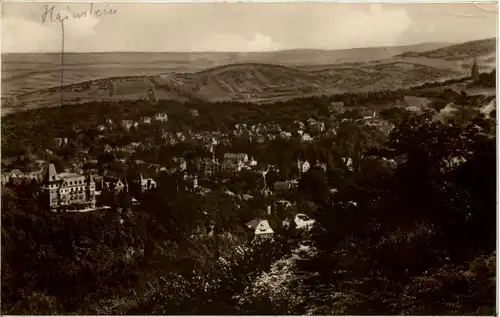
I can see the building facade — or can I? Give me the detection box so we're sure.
[40,164,96,211]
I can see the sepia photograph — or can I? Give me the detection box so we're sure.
[1,1,497,315]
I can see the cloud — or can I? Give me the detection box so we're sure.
[2,17,59,53]
[199,33,279,52]
[2,3,495,52]
[2,7,99,53]
[60,9,99,40]
[308,4,413,49]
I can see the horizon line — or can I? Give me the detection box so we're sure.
[3,37,496,55]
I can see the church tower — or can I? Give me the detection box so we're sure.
[471,59,479,82]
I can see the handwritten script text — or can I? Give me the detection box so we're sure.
[41,3,117,24]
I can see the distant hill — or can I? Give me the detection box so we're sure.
[1,42,450,100]
[397,38,496,60]
[2,61,459,115]
[1,38,495,115]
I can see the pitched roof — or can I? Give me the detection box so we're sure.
[254,220,274,235]
[246,218,261,230]
[43,164,57,183]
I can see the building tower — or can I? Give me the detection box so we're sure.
[471,59,480,82]
[41,163,60,211]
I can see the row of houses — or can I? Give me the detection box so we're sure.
[96,112,169,132]
[1,160,48,185]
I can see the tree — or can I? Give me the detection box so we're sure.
[299,110,496,314]
[298,167,329,205]
[49,156,65,173]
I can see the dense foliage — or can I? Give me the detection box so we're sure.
[299,111,496,314]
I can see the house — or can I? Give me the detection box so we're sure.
[155,112,169,122]
[434,104,460,122]
[172,157,187,171]
[121,120,138,131]
[363,111,377,120]
[294,213,315,230]
[184,174,198,191]
[224,153,249,164]
[197,158,219,177]
[131,197,139,206]
[329,101,345,113]
[101,177,128,194]
[1,173,10,185]
[405,106,421,113]
[301,133,313,142]
[307,118,325,133]
[54,137,69,147]
[297,159,310,175]
[142,117,152,124]
[222,159,245,173]
[246,218,274,240]
[342,157,354,172]
[104,144,114,153]
[275,199,292,209]
[40,164,96,211]
[249,157,258,167]
[9,169,25,179]
[189,109,199,117]
[222,153,248,173]
[138,174,157,193]
[254,220,274,240]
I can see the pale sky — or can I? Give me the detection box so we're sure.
[1,2,498,53]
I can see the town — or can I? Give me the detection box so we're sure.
[1,4,497,314]
[2,63,495,244]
